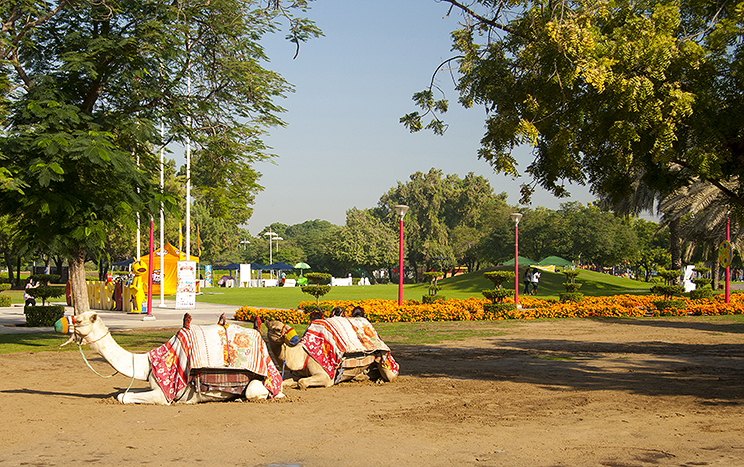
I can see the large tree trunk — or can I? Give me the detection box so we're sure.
[68,246,90,315]
[15,255,22,287]
[712,262,720,290]
[669,218,683,283]
[2,249,16,287]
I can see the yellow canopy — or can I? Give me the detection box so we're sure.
[139,242,199,295]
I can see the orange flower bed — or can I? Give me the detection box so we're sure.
[233,293,744,324]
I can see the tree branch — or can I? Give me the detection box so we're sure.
[439,0,517,35]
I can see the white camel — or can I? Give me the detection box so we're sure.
[265,318,398,390]
[56,312,282,405]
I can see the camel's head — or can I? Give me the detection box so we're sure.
[266,320,299,346]
[54,312,107,346]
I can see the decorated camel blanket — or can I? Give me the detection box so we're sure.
[300,317,399,381]
[149,324,282,402]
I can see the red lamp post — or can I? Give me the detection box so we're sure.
[394,205,409,306]
[726,216,731,303]
[510,212,523,308]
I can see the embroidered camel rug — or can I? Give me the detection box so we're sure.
[301,316,399,382]
[149,324,282,402]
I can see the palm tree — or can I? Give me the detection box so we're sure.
[658,176,742,288]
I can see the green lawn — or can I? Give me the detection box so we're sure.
[197,266,655,309]
[0,267,658,309]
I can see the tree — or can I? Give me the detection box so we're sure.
[380,169,504,277]
[0,1,319,313]
[403,0,744,212]
[559,204,638,268]
[659,178,742,288]
[325,208,397,282]
[631,218,670,281]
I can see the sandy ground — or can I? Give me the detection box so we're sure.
[1,317,743,467]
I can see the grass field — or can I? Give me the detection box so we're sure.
[197,266,655,309]
[0,266,658,309]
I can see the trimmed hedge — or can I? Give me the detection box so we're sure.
[0,296,10,307]
[24,305,65,327]
[559,292,585,303]
[422,295,446,304]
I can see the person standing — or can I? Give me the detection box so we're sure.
[530,268,541,295]
[523,268,532,295]
[24,278,37,306]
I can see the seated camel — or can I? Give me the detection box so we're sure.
[55,312,283,405]
[265,316,398,389]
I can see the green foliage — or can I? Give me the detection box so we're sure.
[305,273,332,285]
[422,295,447,304]
[651,284,685,300]
[0,283,10,293]
[481,289,512,304]
[652,300,687,312]
[562,283,583,293]
[380,169,508,273]
[29,286,66,306]
[407,0,744,211]
[30,274,60,284]
[301,272,333,304]
[23,305,65,327]
[482,303,518,319]
[0,0,320,312]
[0,296,10,307]
[689,289,714,300]
[563,270,580,283]
[325,208,397,279]
[483,271,515,288]
[559,292,584,303]
[423,271,444,296]
[657,269,683,284]
[300,285,332,305]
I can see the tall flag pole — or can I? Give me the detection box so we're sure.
[159,97,166,308]
[186,53,192,260]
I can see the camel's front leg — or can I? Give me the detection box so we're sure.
[244,379,271,400]
[297,373,333,389]
[117,376,169,405]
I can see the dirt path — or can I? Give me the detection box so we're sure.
[1,317,743,466]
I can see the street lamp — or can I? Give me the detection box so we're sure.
[394,205,409,306]
[510,212,523,308]
[239,240,250,250]
[274,236,283,252]
[264,229,277,279]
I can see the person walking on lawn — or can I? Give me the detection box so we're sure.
[530,268,541,295]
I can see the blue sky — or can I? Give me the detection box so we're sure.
[245,0,595,235]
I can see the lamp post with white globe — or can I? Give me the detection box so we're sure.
[511,212,523,308]
[394,205,409,306]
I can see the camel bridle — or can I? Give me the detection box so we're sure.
[60,314,139,395]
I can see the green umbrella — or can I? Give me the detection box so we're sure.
[294,262,311,275]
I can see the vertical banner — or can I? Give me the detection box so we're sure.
[240,264,251,287]
[175,260,197,309]
[204,265,212,287]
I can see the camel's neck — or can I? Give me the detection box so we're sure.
[280,343,309,373]
[85,326,150,381]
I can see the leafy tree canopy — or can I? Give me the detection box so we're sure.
[0,0,319,312]
[403,0,744,211]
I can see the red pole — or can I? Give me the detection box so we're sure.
[147,217,154,316]
[726,217,730,304]
[514,221,519,306]
[398,217,404,306]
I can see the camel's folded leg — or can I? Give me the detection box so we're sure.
[378,363,398,383]
[117,388,169,405]
[243,379,270,400]
[297,373,333,389]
